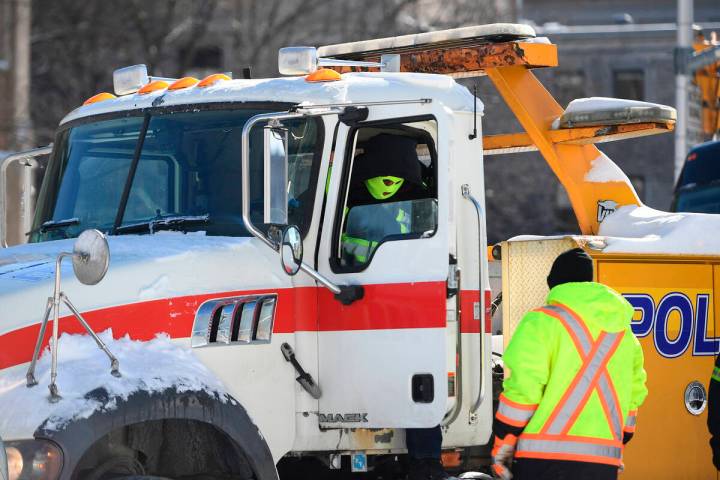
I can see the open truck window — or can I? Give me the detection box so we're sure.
[333,119,438,270]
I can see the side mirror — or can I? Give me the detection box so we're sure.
[280,225,303,276]
[263,123,289,225]
[72,229,110,285]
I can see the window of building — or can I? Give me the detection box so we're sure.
[554,70,586,107]
[613,69,644,101]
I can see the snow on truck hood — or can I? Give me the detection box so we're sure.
[0,233,287,336]
[61,72,482,125]
[0,330,229,440]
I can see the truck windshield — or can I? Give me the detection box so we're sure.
[31,107,323,242]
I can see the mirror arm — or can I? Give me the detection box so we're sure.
[241,112,343,295]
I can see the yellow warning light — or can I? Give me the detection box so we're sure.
[305,68,342,82]
[82,92,117,106]
[137,80,169,95]
[197,73,231,88]
[168,77,200,90]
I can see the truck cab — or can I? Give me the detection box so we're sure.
[0,22,717,480]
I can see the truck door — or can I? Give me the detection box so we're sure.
[315,113,449,428]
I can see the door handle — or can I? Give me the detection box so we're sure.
[281,343,322,399]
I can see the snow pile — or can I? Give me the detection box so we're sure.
[0,331,227,435]
[583,151,632,183]
[599,205,720,255]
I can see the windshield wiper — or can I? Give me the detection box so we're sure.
[26,217,80,236]
[115,214,210,235]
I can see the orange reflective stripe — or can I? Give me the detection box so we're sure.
[597,376,623,440]
[515,436,622,465]
[535,307,588,354]
[522,432,623,447]
[499,394,539,411]
[541,330,606,434]
[554,303,625,440]
[514,450,623,467]
[496,394,538,427]
[534,304,626,442]
[558,332,624,436]
[624,410,638,432]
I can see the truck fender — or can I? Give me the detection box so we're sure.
[35,387,278,480]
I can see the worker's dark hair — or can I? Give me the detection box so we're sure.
[547,247,593,289]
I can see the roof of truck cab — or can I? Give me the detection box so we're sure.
[61,72,482,126]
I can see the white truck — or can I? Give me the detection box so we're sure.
[1,23,717,480]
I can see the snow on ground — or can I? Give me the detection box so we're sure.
[0,330,227,436]
[599,205,720,255]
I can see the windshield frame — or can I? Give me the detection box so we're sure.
[32,101,327,242]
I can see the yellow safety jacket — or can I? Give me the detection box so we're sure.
[497,282,647,466]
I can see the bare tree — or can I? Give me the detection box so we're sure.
[28,0,502,143]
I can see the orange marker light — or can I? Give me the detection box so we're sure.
[82,92,116,105]
[305,68,342,82]
[137,80,169,95]
[168,76,200,90]
[197,73,231,88]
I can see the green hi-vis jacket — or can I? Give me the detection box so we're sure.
[497,282,648,466]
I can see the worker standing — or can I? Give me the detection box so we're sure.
[491,248,647,480]
[709,354,720,470]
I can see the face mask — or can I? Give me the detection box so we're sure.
[365,176,405,200]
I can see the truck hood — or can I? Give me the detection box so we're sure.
[0,233,290,441]
[0,232,290,338]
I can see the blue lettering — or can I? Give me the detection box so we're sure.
[693,294,719,355]
[654,293,694,358]
[624,294,654,337]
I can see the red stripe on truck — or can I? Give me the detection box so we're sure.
[0,281,450,370]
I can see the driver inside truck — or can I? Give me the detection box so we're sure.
[341,133,452,480]
[341,133,434,268]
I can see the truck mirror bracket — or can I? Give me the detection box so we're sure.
[334,285,365,305]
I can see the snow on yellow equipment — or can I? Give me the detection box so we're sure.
[0,23,716,479]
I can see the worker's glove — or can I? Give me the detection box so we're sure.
[491,434,517,480]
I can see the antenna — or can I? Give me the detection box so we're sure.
[26,229,120,402]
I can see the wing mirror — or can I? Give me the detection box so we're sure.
[242,112,363,305]
[264,121,289,225]
[280,225,303,276]
[26,229,121,401]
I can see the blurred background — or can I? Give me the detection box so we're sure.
[1,0,719,242]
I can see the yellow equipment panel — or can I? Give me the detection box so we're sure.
[502,237,718,479]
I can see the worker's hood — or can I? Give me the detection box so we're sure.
[546,282,633,332]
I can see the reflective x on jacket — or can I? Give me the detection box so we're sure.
[496,282,647,466]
